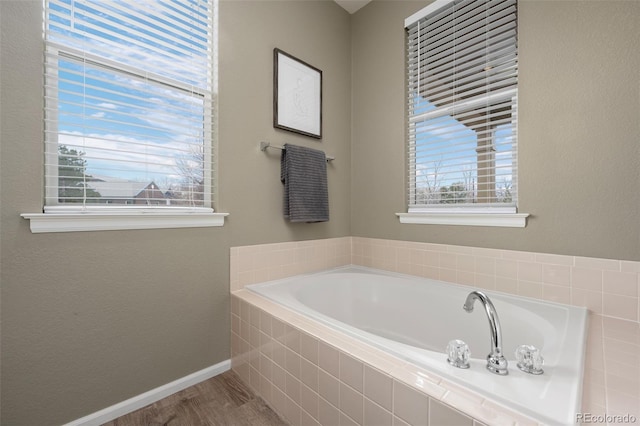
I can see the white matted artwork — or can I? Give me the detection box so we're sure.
[273,48,322,139]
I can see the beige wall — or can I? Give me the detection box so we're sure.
[0,1,351,424]
[218,0,352,245]
[351,0,640,261]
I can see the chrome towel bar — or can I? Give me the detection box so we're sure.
[260,141,335,162]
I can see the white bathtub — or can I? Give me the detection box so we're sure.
[247,265,588,425]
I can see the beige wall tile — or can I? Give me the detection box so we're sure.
[284,393,302,426]
[318,392,340,425]
[495,258,518,278]
[575,256,621,271]
[272,363,287,393]
[602,317,640,344]
[429,399,473,426]
[475,256,496,276]
[621,261,640,273]
[318,368,340,408]
[495,276,518,295]
[300,383,319,421]
[603,339,640,367]
[339,382,364,425]
[457,254,475,272]
[582,379,607,409]
[250,305,261,328]
[260,310,272,336]
[518,261,542,282]
[603,271,638,297]
[301,409,320,426]
[606,389,640,418]
[572,267,603,292]
[301,357,319,392]
[272,342,286,371]
[424,266,439,280]
[340,353,364,393]
[285,348,300,379]
[364,365,393,411]
[518,280,543,299]
[457,270,475,286]
[364,398,393,426]
[392,380,429,426]
[285,371,301,405]
[535,253,574,266]
[284,325,301,353]
[440,252,457,270]
[472,247,502,258]
[439,268,457,283]
[299,333,319,362]
[318,341,340,378]
[260,353,273,382]
[543,264,571,286]
[606,373,640,397]
[543,283,572,304]
[393,415,411,426]
[475,273,496,291]
[571,288,603,314]
[340,412,360,426]
[501,250,535,262]
[603,293,639,321]
[424,251,440,268]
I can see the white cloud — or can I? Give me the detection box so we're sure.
[98,103,118,110]
[58,132,197,184]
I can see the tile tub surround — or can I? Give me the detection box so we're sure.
[231,237,640,424]
[230,237,352,292]
[231,290,510,426]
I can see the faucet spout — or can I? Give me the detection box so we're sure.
[463,291,509,375]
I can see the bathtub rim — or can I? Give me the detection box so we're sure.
[232,287,543,426]
[243,264,589,426]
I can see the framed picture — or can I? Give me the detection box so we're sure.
[273,48,322,139]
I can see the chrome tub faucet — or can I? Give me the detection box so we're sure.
[463,291,509,375]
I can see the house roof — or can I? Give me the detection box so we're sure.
[88,178,159,199]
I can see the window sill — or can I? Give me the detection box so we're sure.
[21,211,229,233]
[396,212,529,228]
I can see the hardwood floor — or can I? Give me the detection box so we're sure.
[103,370,288,426]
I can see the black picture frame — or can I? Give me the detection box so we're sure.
[273,48,322,139]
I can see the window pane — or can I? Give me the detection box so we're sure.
[44,0,214,209]
[406,0,517,210]
[54,59,206,206]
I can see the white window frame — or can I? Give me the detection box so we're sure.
[398,0,528,227]
[23,0,227,233]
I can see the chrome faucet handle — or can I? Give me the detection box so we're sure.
[515,344,544,375]
[446,339,470,369]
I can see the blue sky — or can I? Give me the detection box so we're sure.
[47,0,211,188]
[412,94,515,198]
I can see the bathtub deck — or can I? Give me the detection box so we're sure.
[103,370,288,426]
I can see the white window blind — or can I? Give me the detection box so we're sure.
[406,0,518,213]
[44,0,215,212]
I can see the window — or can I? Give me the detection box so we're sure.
[400,0,527,227]
[26,0,226,232]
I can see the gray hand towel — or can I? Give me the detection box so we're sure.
[280,144,329,223]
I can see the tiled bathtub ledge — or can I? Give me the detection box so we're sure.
[230,237,640,425]
[231,289,540,426]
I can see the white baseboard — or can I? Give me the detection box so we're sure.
[64,359,231,426]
